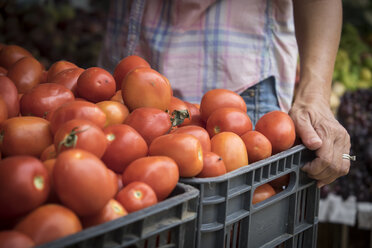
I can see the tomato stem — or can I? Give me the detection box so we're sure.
[170,109,190,127]
[58,126,89,153]
[34,175,44,190]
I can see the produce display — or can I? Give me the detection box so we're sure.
[0,43,298,246]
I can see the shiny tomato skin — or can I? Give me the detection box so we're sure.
[80,199,127,228]
[96,100,129,127]
[149,133,203,177]
[122,156,179,201]
[46,60,77,83]
[184,101,204,127]
[42,159,59,203]
[116,181,158,213]
[102,124,148,173]
[110,90,124,104]
[53,149,115,216]
[0,96,7,124]
[20,83,75,118]
[168,96,192,126]
[0,76,20,117]
[48,67,84,96]
[14,204,82,245]
[0,45,33,70]
[0,156,50,219]
[200,89,247,122]
[54,119,107,158]
[170,125,211,152]
[252,183,276,204]
[7,56,43,94]
[211,132,248,172]
[124,107,172,146]
[241,131,272,163]
[113,55,151,91]
[122,68,172,111]
[77,67,116,103]
[49,100,106,134]
[0,116,53,157]
[196,151,226,178]
[254,110,296,154]
[0,231,35,248]
[206,107,252,137]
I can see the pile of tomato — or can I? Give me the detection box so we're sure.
[0,44,297,247]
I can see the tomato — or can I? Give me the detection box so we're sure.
[14,204,82,245]
[149,133,203,177]
[0,231,34,248]
[122,156,179,201]
[97,100,129,127]
[20,83,75,118]
[54,119,107,158]
[168,96,192,126]
[241,131,272,163]
[53,149,115,216]
[113,55,151,91]
[254,111,296,154]
[0,156,50,219]
[206,107,252,138]
[0,117,53,157]
[107,169,119,196]
[102,124,148,173]
[77,67,116,103]
[0,45,33,70]
[269,175,290,190]
[48,68,84,96]
[252,183,276,204]
[40,70,48,84]
[110,90,124,104]
[46,60,77,83]
[122,68,172,111]
[210,132,248,172]
[124,107,172,146]
[196,151,226,178]
[40,144,56,161]
[200,89,247,122]
[7,57,43,94]
[81,199,127,228]
[170,125,211,152]
[0,66,7,76]
[116,181,158,213]
[49,100,106,134]
[184,101,204,127]
[43,159,59,203]
[0,76,19,117]
[0,96,7,124]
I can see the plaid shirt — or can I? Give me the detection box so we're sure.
[99,0,298,112]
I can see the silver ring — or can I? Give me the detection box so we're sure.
[342,154,356,161]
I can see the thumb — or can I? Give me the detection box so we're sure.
[295,114,322,150]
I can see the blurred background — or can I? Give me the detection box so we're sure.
[1,0,372,247]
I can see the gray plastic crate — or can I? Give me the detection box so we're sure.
[180,144,319,248]
[36,183,199,248]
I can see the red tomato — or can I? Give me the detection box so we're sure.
[170,125,211,152]
[40,144,56,161]
[0,66,7,76]
[196,151,226,178]
[241,131,272,163]
[200,89,247,122]
[102,124,148,173]
[96,100,129,127]
[0,76,19,117]
[40,70,48,84]
[14,204,82,245]
[77,67,116,103]
[168,96,192,126]
[122,156,179,201]
[49,100,106,134]
[269,175,290,190]
[116,181,158,213]
[46,60,77,82]
[7,57,43,94]
[48,67,84,96]
[110,90,124,104]
[80,199,127,228]
[20,83,75,118]
[211,132,248,172]
[184,101,204,127]
[54,119,108,158]
[53,149,115,216]
[113,55,151,91]
[0,116,53,157]
[0,96,7,124]
[252,183,276,204]
[124,107,172,146]
[0,156,50,219]
[0,45,33,70]
[0,231,35,248]
[149,133,203,177]
[43,159,59,203]
[107,169,119,196]
[122,68,172,111]
[255,111,296,154]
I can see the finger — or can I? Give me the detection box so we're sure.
[293,112,322,150]
[302,137,333,176]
